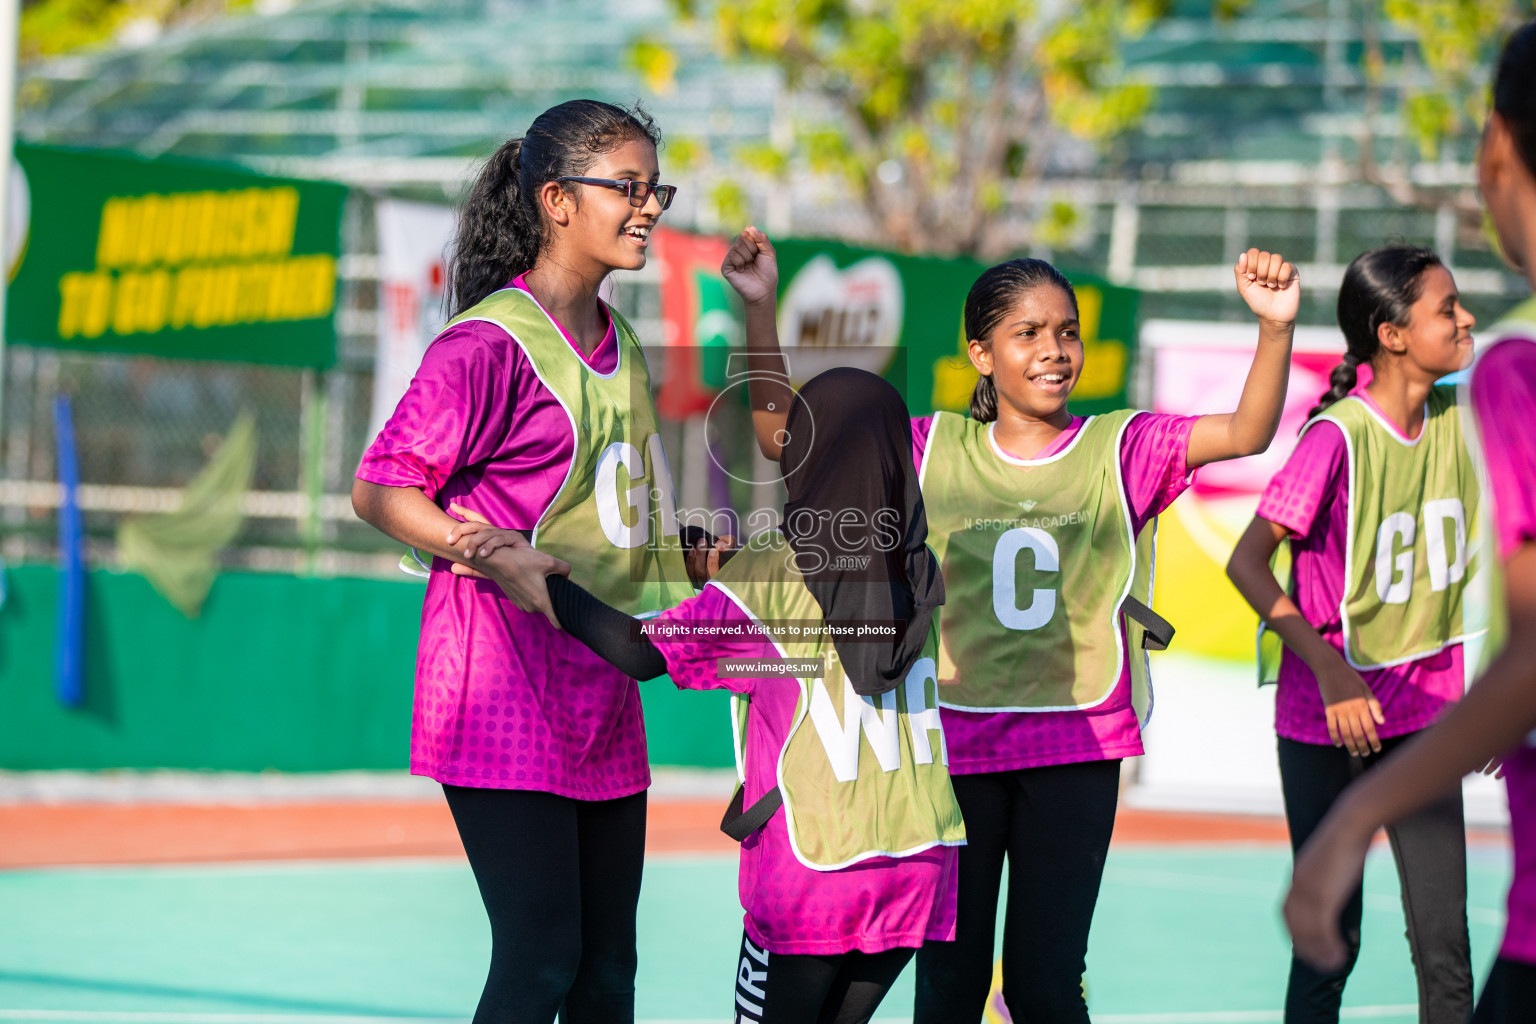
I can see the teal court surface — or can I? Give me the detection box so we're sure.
[0,845,1513,1024]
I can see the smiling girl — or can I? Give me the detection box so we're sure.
[721,230,1298,1022]
[352,100,695,1024]
[1227,247,1480,1024]
[1283,21,1536,1024]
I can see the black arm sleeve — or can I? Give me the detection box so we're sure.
[546,575,668,681]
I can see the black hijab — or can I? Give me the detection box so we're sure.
[779,367,945,696]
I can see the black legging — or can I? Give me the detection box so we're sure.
[733,930,914,1024]
[1473,957,1536,1023]
[1278,734,1472,1024]
[913,758,1122,1024]
[442,784,647,1024]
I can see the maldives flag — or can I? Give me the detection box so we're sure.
[653,227,737,420]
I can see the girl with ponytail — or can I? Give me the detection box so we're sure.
[352,99,707,1024]
[720,227,1298,1022]
[1284,22,1536,1024]
[1227,242,1480,1022]
[1308,246,1450,419]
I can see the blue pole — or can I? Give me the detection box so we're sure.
[54,394,84,708]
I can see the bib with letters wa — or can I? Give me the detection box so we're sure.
[1311,387,1483,670]
[448,287,692,616]
[919,410,1154,716]
[711,536,966,871]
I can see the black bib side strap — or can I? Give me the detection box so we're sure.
[1122,596,1176,651]
[720,784,784,842]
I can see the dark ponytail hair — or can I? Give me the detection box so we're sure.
[449,99,662,316]
[1311,245,1443,420]
[963,258,1078,422]
[1495,22,1536,178]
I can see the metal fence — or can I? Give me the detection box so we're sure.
[0,191,676,578]
[1,181,1527,579]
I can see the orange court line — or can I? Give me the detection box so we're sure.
[1110,807,1508,847]
[0,801,1503,870]
[0,798,740,869]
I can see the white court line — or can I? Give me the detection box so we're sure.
[0,1016,468,1024]
[1102,866,1276,897]
[1108,867,1506,927]
[0,1009,1421,1024]
[1362,891,1505,926]
[1094,1007,1417,1023]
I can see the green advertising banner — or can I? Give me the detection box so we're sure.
[771,238,1138,416]
[8,144,346,368]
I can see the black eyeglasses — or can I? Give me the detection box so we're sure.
[556,177,677,210]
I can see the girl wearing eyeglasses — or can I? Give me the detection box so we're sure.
[352,99,704,1024]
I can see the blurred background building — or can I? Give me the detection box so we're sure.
[3,0,1524,573]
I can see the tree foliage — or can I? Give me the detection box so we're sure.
[644,0,1165,257]
[1351,0,1532,228]
[1377,0,1520,161]
[21,0,251,62]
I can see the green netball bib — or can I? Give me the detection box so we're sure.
[710,536,966,871]
[1455,296,1536,678]
[1307,388,1483,670]
[919,410,1154,717]
[448,287,692,615]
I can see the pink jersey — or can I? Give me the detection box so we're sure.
[910,412,1197,773]
[1470,334,1536,965]
[356,280,652,800]
[652,586,959,956]
[1256,387,1466,745]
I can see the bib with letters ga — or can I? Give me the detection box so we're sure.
[447,287,693,615]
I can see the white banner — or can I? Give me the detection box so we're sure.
[368,199,457,442]
[1129,319,1505,824]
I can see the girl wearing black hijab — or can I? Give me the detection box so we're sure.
[544,368,961,1024]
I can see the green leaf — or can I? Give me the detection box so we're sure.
[628,38,680,94]
[709,180,753,227]
[661,0,1164,255]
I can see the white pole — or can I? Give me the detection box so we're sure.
[0,0,18,458]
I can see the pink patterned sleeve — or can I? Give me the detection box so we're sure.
[1471,337,1536,559]
[355,322,513,500]
[651,585,778,696]
[1254,420,1347,539]
[1118,413,1199,531]
[911,415,935,476]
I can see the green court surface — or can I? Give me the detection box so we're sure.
[0,846,1512,1024]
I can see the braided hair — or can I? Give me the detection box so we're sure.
[963,259,1079,423]
[448,100,661,317]
[1309,245,1443,421]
